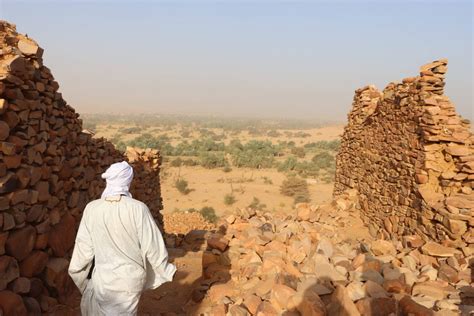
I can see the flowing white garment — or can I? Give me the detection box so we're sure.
[101,161,134,199]
[68,196,176,315]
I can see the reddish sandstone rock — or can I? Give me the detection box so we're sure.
[355,297,397,316]
[0,121,10,141]
[228,305,250,316]
[22,296,42,314]
[383,279,406,294]
[207,233,229,252]
[370,240,397,256]
[48,213,76,257]
[288,291,327,316]
[327,285,361,316]
[203,262,230,282]
[10,277,31,294]
[0,256,19,290]
[19,251,49,277]
[0,232,8,254]
[45,258,75,303]
[0,290,27,316]
[243,294,262,315]
[399,295,434,316]
[208,282,235,302]
[28,278,46,298]
[421,242,457,257]
[438,263,460,283]
[209,304,227,315]
[269,284,296,310]
[255,302,278,315]
[5,225,36,261]
[34,233,49,250]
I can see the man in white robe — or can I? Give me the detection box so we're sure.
[69,161,176,315]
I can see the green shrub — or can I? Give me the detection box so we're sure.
[248,197,266,210]
[280,176,310,203]
[267,130,282,137]
[122,127,141,134]
[175,179,192,195]
[182,159,199,166]
[321,172,335,184]
[180,130,191,138]
[200,206,218,223]
[294,193,311,203]
[116,141,127,152]
[171,157,183,167]
[127,133,169,150]
[199,152,227,169]
[304,140,340,151]
[230,140,277,169]
[312,152,335,169]
[278,156,298,172]
[291,147,306,158]
[294,131,311,138]
[224,194,236,205]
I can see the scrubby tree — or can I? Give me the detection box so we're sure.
[280,176,310,203]
[278,156,298,172]
[312,152,334,169]
[248,197,266,210]
[230,140,277,169]
[291,147,306,158]
[175,178,192,195]
[200,206,218,223]
[171,157,183,167]
[224,193,236,205]
[199,152,227,169]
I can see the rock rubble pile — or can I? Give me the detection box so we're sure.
[189,193,472,315]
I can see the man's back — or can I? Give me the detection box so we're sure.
[69,161,175,315]
[82,196,149,293]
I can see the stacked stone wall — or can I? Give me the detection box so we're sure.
[0,21,162,314]
[335,59,473,251]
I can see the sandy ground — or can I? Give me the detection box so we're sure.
[161,165,334,217]
[93,122,340,218]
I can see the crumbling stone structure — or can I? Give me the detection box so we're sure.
[335,59,473,249]
[0,21,162,314]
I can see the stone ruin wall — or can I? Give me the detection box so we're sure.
[0,22,163,314]
[335,59,474,250]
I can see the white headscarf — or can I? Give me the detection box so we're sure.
[101,161,134,199]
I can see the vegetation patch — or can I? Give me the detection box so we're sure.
[280,176,310,203]
[175,178,192,195]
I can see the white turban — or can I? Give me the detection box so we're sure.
[101,161,133,199]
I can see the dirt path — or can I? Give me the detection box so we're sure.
[139,247,205,315]
[53,231,209,316]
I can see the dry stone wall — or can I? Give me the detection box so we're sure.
[335,59,473,251]
[0,21,162,314]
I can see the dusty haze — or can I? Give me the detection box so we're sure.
[1,0,472,120]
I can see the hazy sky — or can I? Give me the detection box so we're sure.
[1,0,472,121]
